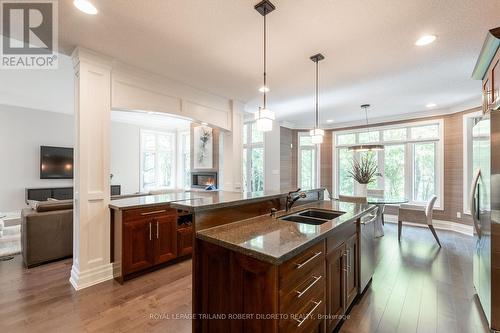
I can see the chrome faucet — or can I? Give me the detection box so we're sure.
[286,188,307,212]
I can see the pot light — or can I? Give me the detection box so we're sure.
[415,35,436,46]
[259,86,270,93]
[74,0,98,15]
[426,103,437,108]
[201,122,208,126]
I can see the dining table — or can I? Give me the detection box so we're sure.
[365,197,409,237]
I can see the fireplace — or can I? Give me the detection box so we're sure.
[191,172,217,189]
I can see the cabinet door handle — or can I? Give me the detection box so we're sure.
[296,252,322,269]
[141,210,167,216]
[295,275,322,298]
[156,221,159,239]
[149,222,152,241]
[295,300,322,327]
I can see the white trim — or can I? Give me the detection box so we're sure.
[242,121,265,192]
[297,131,320,190]
[70,263,114,290]
[139,129,177,191]
[462,111,483,215]
[384,214,473,236]
[333,119,444,209]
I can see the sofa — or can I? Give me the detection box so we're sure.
[21,200,73,268]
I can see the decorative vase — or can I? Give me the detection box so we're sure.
[355,182,368,197]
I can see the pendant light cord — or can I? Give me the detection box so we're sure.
[315,60,319,129]
[263,8,267,110]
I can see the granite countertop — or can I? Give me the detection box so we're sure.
[109,188,323,212]
[196,200,376,265]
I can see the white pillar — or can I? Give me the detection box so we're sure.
[220,100,243,191]
[70,48,113,290]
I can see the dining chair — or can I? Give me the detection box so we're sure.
[397,196,440,247]
[338,195,367,204]
[367,189,385,225]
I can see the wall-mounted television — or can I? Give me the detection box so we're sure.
[40,146,74,179]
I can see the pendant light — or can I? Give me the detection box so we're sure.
[348,104,384,152]
[254,0,275,132]
[310,53,325,144]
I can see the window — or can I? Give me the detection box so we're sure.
[141,130,176,191]
[243,122,264,192]
[463,111,485,214]
[334,120,443,207]
[298,132,319,190]
[178,131,190,189]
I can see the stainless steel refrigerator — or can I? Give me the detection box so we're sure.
[470,110,500,329]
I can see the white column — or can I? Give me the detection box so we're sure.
[220,100,243,191]
[70,48,113,290]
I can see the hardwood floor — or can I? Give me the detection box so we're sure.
[342,223,489,333]
[0,223,490,333]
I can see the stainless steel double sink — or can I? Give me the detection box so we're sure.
[280,209,345,225]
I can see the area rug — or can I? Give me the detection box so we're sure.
[0,225,21,258]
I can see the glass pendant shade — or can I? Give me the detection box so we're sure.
[254,108,275,132]
[309,128,324,144]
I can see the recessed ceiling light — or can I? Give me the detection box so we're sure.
[74,0,98,15]
[201,122,208,126]
[415,35,437,46]
[426,103,437,108]
[259,86,270,93]
[326,119,334,123]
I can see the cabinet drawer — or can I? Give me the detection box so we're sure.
[280,263,324,312]
[280,293,325,333]
[123,206,176,222]
[279,242,324,290]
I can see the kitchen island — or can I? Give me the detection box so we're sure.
[109,189,324,282]
[194,200,377,333]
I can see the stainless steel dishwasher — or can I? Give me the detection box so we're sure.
[360,208,377,293]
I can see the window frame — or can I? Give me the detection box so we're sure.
[242,121,265,192]
[140,129,177,192]
[462,111,483,215]
[297,131,320,190]
[177,130,191,190]
[332,119,444,209]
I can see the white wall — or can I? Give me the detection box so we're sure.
[0,105,192,211]
[0,104,74,212]
[110,122,141,195]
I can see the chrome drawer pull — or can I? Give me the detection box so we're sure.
[149,222,152,241]
[295,275,322,298]
[295,300,322,327]
[141,210,167,216]
[156,221,159,239]
[295,251,322,269]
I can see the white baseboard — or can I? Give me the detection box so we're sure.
[70,263,114,290]
[384,214,473,236]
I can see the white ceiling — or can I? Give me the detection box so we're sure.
[58,0,500,127]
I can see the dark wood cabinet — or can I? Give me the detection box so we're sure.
[113,206,192,281]
[345,233,359,308]
[123,219,155,275]
[325,224,359,332]
[326,244,345,332]
[177,226,193,256]
[154,215,177,264]
[194,219,365,333]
